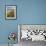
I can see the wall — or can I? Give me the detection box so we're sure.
[0,0,46,44]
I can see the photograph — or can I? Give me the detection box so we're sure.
[5,5,16,20]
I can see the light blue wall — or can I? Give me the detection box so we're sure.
[0,0,46,44]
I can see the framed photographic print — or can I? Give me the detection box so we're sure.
[5,5,16,20]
